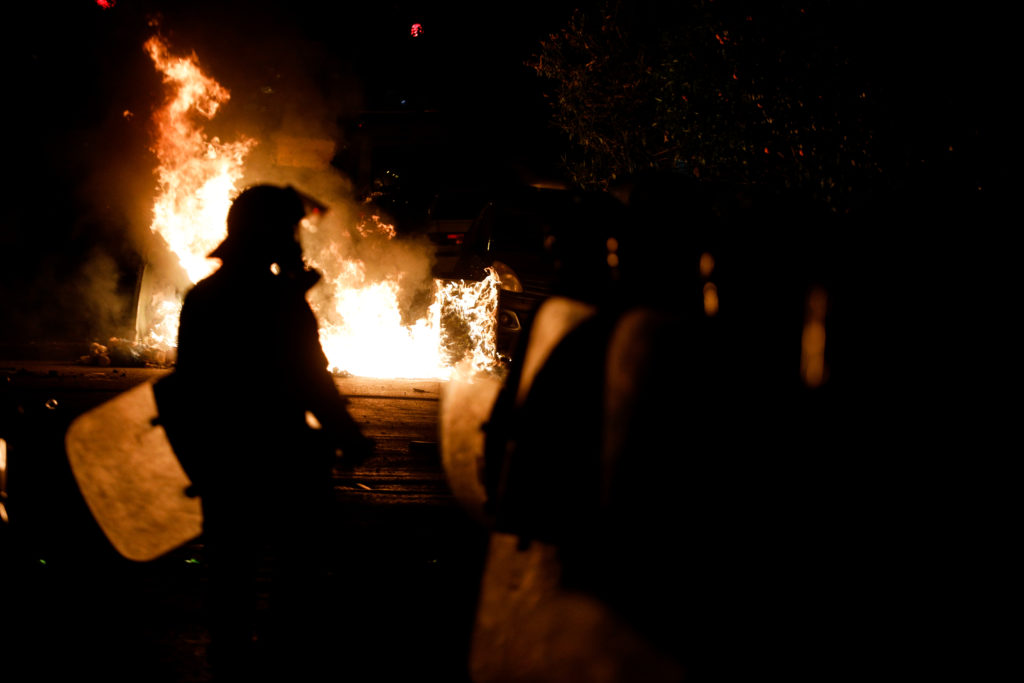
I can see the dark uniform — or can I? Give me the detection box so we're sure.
[159,185,372,681]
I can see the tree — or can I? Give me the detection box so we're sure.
[529,0,878,212]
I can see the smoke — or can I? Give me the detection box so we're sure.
[0,111,151,347]
[0,5,443,351]
[65,250,133,340]
[262,167,438,331]
[226,100,439,331]
[174,14,442,334]
[0,2,157,348]
[0,244,136,346]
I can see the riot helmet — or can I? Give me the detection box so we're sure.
[208,184,323,267]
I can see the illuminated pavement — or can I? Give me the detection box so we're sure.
[1,360,489,682]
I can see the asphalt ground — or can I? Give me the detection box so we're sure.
[1,360,491,682]
[4,498,490,682]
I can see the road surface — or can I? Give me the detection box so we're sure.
[1,360,491,682]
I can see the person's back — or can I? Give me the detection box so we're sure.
[161,184,372,680]
[176,259,334,498]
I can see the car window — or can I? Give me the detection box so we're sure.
[486,208,550,253]
[430,193,489,220]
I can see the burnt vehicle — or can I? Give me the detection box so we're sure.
[422,189,491,278]
[446,185,622,360]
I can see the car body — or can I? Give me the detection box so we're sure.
[422,190,491,278]
[445,186,581,360]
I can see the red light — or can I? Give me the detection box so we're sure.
[96,0,116,8]
[411,23,423,37]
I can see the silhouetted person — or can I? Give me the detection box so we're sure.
[155,184,373,681]
[476,173,852,681]
[471,190,691,681]
[476,177,729,680]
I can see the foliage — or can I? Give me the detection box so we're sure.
[528,0,878,210]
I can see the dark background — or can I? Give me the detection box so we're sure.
[0,1,1006,349]
[0,4,1009,680]
[0,0,583,345]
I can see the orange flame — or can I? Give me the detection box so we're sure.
[144,35,256,285]
[306,212,501,379]
[138,36,501,379]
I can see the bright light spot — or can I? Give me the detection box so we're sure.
[801,286,828,388]
[96,0,116,9]
[702,282,719,316]
[606,237,621,268]
[411,23,423,37]
[699,252,715,278]
[0,437,7,525]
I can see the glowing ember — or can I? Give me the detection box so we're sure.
[137,36,501,380]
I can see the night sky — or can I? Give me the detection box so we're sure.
[0,1,1004,347]
[0,0,582,345]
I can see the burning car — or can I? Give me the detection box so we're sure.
[423,189,491,279]
[444,185,599,360]
[127,35,506,382]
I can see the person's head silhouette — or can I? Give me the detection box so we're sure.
[209,184,307,269]
[209,184,327,290]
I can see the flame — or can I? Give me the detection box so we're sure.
[137,36,501,380]
[144,35,255,285]
[306,213,502,379]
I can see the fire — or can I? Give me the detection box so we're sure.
[139,35,254,346]
[306,213,501,379]
[144,35,255,285]
[313,262,500,380]
[137,36,501,380]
